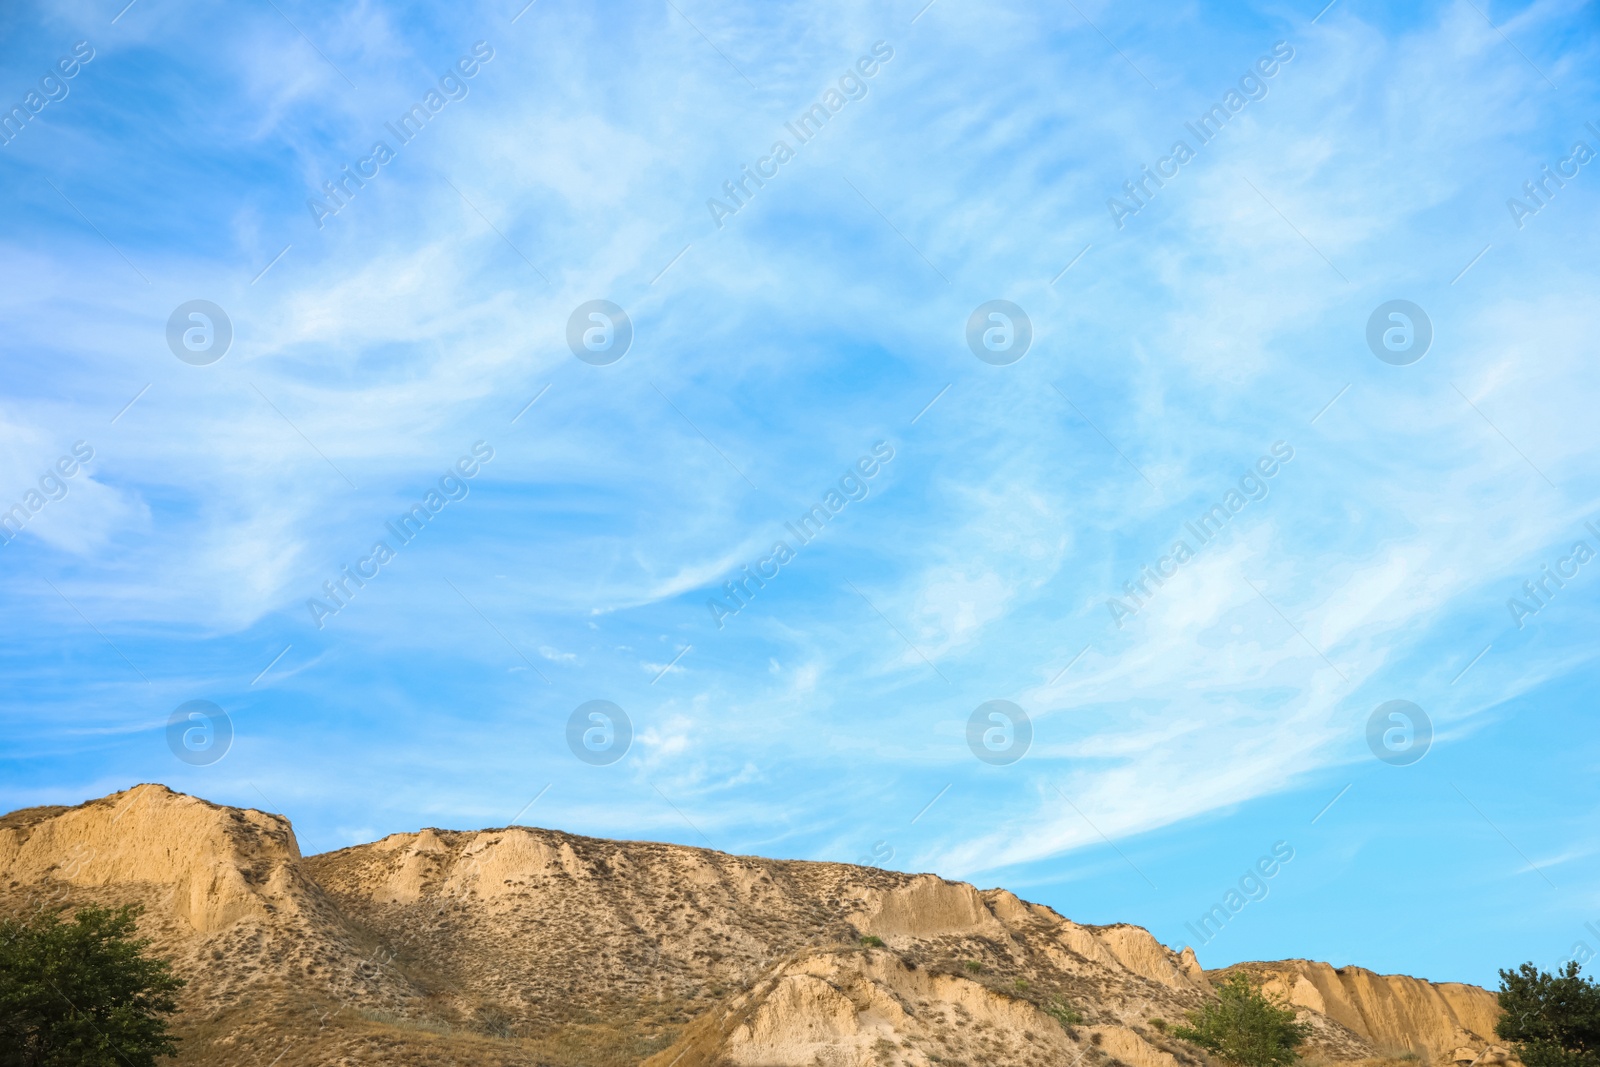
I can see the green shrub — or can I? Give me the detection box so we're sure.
[965,960,984,974]
[1171,973,1309,1067]
[1046,998,1085,1027]
[0,904,185,1067]
[860,935,885,948]
[1496,962,1600,1067]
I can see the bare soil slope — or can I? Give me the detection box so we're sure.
[0,785,1511,1067]
[1219,961,1510,1065]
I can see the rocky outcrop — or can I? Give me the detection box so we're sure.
[0,785,426,1040]
[0,783,302,933]
[0,786,1510,1067]
[1221,960,1508,1064]
[645,948,1100,1067]
[847,873,1011,942]
[1096,922,1210,991]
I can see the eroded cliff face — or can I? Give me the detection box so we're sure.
[302,822,1219,1042]
[0,786,423,1033]
[0,785,1513,1067]
[1224,960,1506,1063]
[0,784,301,933]
[643,946,1204,1067]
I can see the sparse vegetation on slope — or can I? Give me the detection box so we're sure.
[0,786,1520,1067]
[1173,972,1310,1067]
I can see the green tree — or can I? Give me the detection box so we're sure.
[1496,962,1600,1067]
[1172,972,1310,1067]
[0,904,185,1067]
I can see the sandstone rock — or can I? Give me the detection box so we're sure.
[847,872,1011,943]
[1095,922,1209,990]
[1230,960,1503,1064]
[1088,1025,1185,1067]
[0,785,1512,1067]
[0,783,303,933]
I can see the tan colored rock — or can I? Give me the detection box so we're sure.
[1089,1025,1184,1067]
[0,785,1511,1067]
[729,973,863,1062]
[846,872,1011,943]
[1095,923,1208,990]
[0,783,301,933]
[1054,915,1130,969]
[680,949,1087,1067]
[1231,960,1504,1063]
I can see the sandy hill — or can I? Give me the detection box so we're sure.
[0,784,1513,1067]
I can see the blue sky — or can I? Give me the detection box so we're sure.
[2,0,1597,989]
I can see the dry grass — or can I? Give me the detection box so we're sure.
[1,787,1504,1067]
